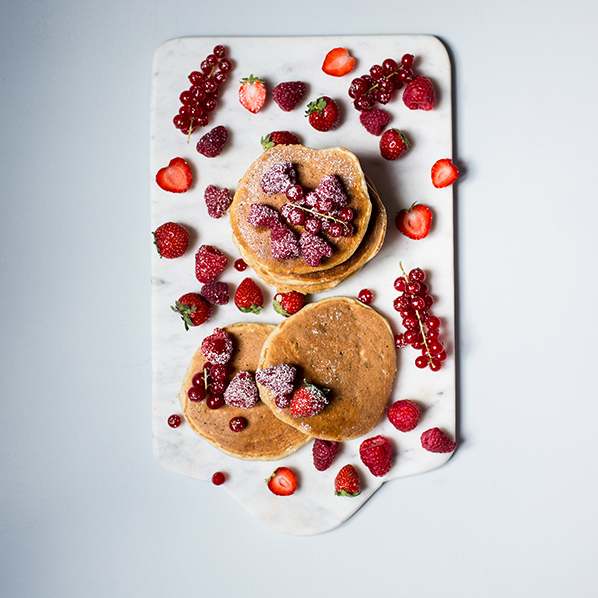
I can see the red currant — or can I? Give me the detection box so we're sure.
[415,356,428,369]
[207,394,224,409]
[394,333,407,349]
[234,258,248,272]
[401,53,414,67]
[187,385,205,402]
[211,471,226,485]
[168,414,182,428]
[358,289,374,304]
[229,417,246,432]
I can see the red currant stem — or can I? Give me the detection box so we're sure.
[289,201,350,229]
[366,64,408,94]
[187,119,194,143]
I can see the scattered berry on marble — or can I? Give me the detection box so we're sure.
[155,157,193,193]
[271,80,306,112]
[233,258,248,272]
[171,293,212,330]
[290,381,330,417]
[233,277,264,314]
[387,399,421,432]
[359,435,393,477]
[153,222,190,259]
[211,471,226,485]
[322,47,355,77]
[229,416,246,432]
[402,75,436,111]
[200,281,229,305]
[196,125,229,157]
[238,74,267,113]
[358,288,374,304]
[168,414,182,428]
[266,466,297,496]
[312,439,340,471]
[431,158,459,188]
[421,427,456,453]
[359,108,390,136]
[195,244,228,283]
[273,291,306,317]
[334,464,361,497]
[223,371,259,409]
[380,128,410,160]
[204,184,232,218]
[201,327,234,364]
[395,203,432,240]
[261,131,301,150]
[305,96,340,132]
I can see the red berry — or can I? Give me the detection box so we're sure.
[266,466,297,496]
[431,158,459,188]
[204,184,232,219]
[229,416,246,432]
[305,96,340,132]
[387,399,421,432]
[171,293,212,330]
[358,289,374,304]
[290,381,330,417]
[234,277,264,314]
[334,464,361,497]
[196,125,228,157]
[312,439,340,471]
[223,371,259,409]
[234,258,248,271]
[200,281,229,306]
[195,244,228,283]
[206,395,224,409]
[153,222,190,259]
[395,203,433,240]
[380,128,410,160]
[359,435,392,477]
[167,414,182,428]
[261,131,301,150]
[322,47,355,77]
[255,363,297,397]
[187,385,205,402]
[211,471,226,485]
[155,157,193,193]
[272,81,307,112]
[201,327,233,365]
[402,76,436,111]
[273,291,306,317]
[359,108,391,136]
[239,75,267,113]
[421,428,456,453]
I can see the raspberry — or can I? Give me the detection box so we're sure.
[270,226,301,260]
[260,162,297,194]
[201,328,233,365]
[359,108,390,136]
[195,245,228,283]
[246,203,281,228]
[223,371,259,409]
[312,439,339,471]
[255,363,297,397]
[200,281,229,306]
[387,399,421,432]
[274,394,292,408]
[314,174,347,208]
[299,232,333,267]
[204,184,232,218]
[196,125,229,157]
[359,435,392,477]
[272,81,306,112]
[402,76,436,111]
[420,428,456,453]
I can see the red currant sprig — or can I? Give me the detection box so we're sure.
[393,263,447,372]
[187,362,228,410]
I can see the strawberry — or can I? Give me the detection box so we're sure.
[312,439,339,471]
[322,47,355,77]
[359,108,390,136]
[289,381,330,417]
[273,291,306,317]
[387,399,421,432]
[380,128,410,160]
[195,245,228,283]
[305,96,340,132]
[272,81,306,111]
[334,464,361,497]
[204,185,232,219]
[421,427,456,453]
[196,125,228,158]
[153,222,189,259]
[266,466,297,496]
[155,157,193,193]
[395,203,433,240]
[402,76,436,111]
[234,277,263,314]
[239,75,267,114]
[431,158,459,188]
[261,131,301,151]
[171,293,212,330]
[359,435,392,477]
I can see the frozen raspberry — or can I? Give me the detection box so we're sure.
[260,162,297,194]
[201,328,233,365]
[223,371,259,409]
[359,108,391,136]
[314,174,347,208]
[272,81,306,112]
[387,399,421,432]
[196,125,229,157]
[300,232,333,267]
[402,76,436,111]
[247,203,281,228]
[312,439,340,471]
[195,245,228,283]
[274,394,292,408]
[256,363,297,396]
[270,226,301,260]
[420,428,456,453]
[304,192,319,208]
[200,281,229,306]
[359,435,392,477]
[204,184,232,218]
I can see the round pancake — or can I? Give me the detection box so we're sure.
[179,323,310,460]
[241,177,387,294]
[230,145,372,276]
[257,297,397,441]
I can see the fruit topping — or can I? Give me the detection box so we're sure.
[387,399,421,432]
[395,203,432,240]
[421,427,456,453]
[402,76,436,111]
[271,81,306,111]
[256,363,297,398]
[229,416,246,432]
[334,464,361,497]
[201,327,234,365]
[260,162,297,194]
[305,96,340,132]
[358,289,374,305]
[238,74,267,113]
[204,184,232,218]
[200,281,229,305]
[299,232,333,267]
[211,472,226,485]
[206,394,225,409]
[155,157,193,193]
[270,226,301,260]
[312,439,340,471]
[167,414,182,428]
[380,128,410,160]
[273,291,306,317]
[153,222,190,259]
[171,293,212,330]
[234,277,264,314]
[196,125,228,157]
[246,203,281,229]
[431,158,459,188]
[223,371,259,409]
[322,47,356,77]
[359,108,391,136]
[359,435,392,477]
[289,381,330,417]
[266,466,297,496]
[195,245,228,283]
[314,174,348,208]
[261,131,301,151]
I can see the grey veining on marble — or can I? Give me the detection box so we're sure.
[150,35,456,535]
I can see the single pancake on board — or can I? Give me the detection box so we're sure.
[229,145,372,277]
[179,323,310,461]
[256,297,397,442]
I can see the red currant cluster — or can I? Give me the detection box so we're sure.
[279,184,356,239]
[187,362,228,410]
[173,45,233,136]
[393,265,447,371]
[348,54,416,111]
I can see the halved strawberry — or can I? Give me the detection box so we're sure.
[322,47,355,77]
[239,75,267,114]
[266,466,297,496]
[431,158,459,188]
[155,157,193,193]
[395,203,433,240]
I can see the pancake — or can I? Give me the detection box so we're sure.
[257,297,397,441]
[179,323,310,460]
[230,145,372,277]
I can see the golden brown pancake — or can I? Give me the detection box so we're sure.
[179,323,310,460]
[230,145,372,276]
[257,297,397,441]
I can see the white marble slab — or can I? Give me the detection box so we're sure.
[150,34,456,535]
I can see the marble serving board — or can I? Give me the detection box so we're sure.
[150,35,456,535]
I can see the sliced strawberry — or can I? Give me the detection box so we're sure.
[322,47,355,77]
[266,466,297,496]
[239,75,267,114]
[431,158,459,188]
[155,157,193,193]
[395,203,433,240]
